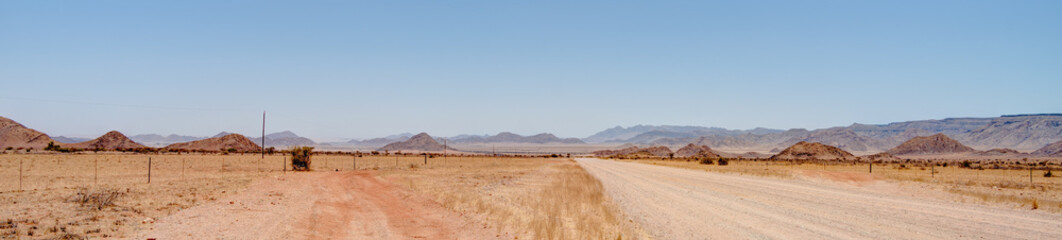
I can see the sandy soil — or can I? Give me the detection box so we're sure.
[577,158,1062,239]
[142,171,489,239]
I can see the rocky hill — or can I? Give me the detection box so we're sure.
[165,133,261,152]
[770,142,855,160]
[67,131,148,150]
[886,134,976,155]
[1033,141,1062,157]
[0,116,56,149]
[674,144,721,158]
[377,133,454,152]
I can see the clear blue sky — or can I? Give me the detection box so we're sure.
[2,1,1060,140]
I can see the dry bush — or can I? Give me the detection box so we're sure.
[290,146,313,171]
[70,188,122,211]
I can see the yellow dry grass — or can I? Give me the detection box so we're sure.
[379,156,648,240]
[0,153,643,239]
[0,153,295,239]
[634,158,1062,213]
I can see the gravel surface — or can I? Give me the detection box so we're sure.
[142,171,488,239]
[577,158,1062,239]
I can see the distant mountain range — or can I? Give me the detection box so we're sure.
[589,114,1062,153]
[452,132,584,144]
[4,114,1062,155]
[130,134,204,147]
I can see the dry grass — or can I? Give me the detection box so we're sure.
[379,156,647,239]
[631,158,1062,213]
[0,153,295,239]
[0,153,643,239]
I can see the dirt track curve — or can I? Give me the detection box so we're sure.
[577,158,1062,239]
[142,171,487,240]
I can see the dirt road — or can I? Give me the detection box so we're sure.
[577,158,1062,239]
[142,171,488,239]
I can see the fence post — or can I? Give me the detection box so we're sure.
[181,158,185,180]
[282,156,286,174]
[19,158,23,192]
[148,157,152,183]
[424,155,427,165]
[1031,168,1034,185]
[353,154,356,170]
[95,157,99,186]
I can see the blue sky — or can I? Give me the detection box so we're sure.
[2,1,1060,140]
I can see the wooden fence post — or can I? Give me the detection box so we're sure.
[19,158,23,192]
[148,157,152,183]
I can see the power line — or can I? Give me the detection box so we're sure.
[0,96,254,112]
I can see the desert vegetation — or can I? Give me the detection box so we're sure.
[378,156,647,239]
[0,153,641,239]
[619,156,1062,213]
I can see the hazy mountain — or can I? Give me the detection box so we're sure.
[584,125,782,143]
[595,114,1062,153]
[249,130,317,148]
[454,132,584,144]
[52,136,91,144]
[130,134,205,147]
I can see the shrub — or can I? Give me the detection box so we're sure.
[1045,169,1054,178]
[699,158,713,165]
[46,141,61,151]
[718,158,729,166]
[70,188,122,211]
[290,146,314,171]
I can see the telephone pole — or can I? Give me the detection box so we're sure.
[261,111,266,159]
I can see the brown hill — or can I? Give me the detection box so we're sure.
[770,141,855,160]
[1032,141,1062,157]
[887,134,976,155]
[67,131,148,150]
[0,116,55,149]
[674,144,721,158]
[377,133,454,152]
[165,133,261,152]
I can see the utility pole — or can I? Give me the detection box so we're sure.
[262,111,266,159]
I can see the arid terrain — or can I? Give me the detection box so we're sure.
[0,154,642,239]
[578,158,1062,239]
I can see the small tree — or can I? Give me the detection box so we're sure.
[291,146,314,171]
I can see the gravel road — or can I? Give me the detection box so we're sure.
[577,158,1062,239]
[143,171,488,239]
